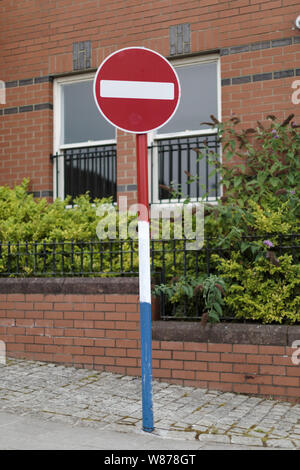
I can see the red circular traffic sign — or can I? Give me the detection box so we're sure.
[93,47,180,134]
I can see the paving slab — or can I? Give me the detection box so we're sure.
[0,358,299,450]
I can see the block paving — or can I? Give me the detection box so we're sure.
[0,358,300,449]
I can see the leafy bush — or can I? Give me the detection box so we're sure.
[0,180,140,276]
[215,252,300,324]
[153,274,205,318]
[0,179,107,242]
[153,114,299,323]
[207,113,300,207]
[198,114,300,241]
[153,274,226,322]
[199,115,300,324]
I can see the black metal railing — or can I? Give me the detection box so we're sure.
[0,239,138,277]
[149,133,220,204]
[51,145,117,202]
[0,234,299,320]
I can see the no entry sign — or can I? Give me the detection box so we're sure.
[93,47,180,134]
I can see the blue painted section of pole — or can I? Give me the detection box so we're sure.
[140,301,154,432]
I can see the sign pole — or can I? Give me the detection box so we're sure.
[136,133,154,433]
[93,47,180,434]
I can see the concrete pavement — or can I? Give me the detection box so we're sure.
[0,358,299,450]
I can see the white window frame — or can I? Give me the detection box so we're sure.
[53,73,116,200]
[148,54,222,205]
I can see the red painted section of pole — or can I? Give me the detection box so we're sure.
[136,133,149,222]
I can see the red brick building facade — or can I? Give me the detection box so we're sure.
[0,0,299,204]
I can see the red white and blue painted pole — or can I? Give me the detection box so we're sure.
[136,133,154,433]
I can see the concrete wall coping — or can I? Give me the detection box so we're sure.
[0,277,139,295]
[152,321,300,347]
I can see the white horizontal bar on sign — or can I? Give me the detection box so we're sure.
[100,80,174,100]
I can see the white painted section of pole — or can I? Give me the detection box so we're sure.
[138,220,151,304]
[100,80,175,100]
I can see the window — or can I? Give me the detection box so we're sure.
[53,74,116,201]
[149,55,221,204]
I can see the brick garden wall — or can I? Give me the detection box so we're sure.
[0,277,299,404]
[0,0,299,200]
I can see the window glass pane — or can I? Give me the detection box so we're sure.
[157,61,218,134]
[62,80,115,144]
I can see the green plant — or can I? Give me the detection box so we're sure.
[202,274,226,322]
[0,179,111,243]
[215,252,300,324]
[0,180,140,276]
[189,114,300,242]
[153,273,226,322]
[153,274,205,318]
[206,114,300,207]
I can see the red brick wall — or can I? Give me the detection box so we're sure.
[0,291,141,373]
[0,0,299,199]
[221,43,300,127]
[152,341,300,403]
[0,278,299,403]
